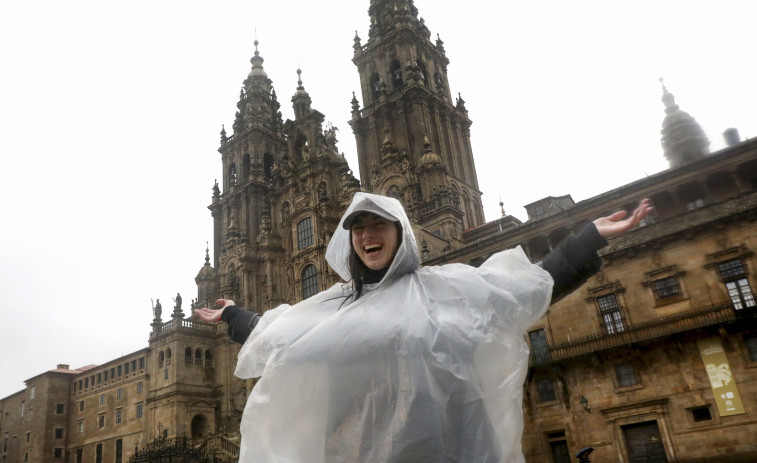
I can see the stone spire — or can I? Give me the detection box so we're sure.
[195,243,217,311]
[660,79,709,168]
[292,68,313,120]
[234,39,281,134]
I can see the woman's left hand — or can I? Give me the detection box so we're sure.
[594,198,653,239]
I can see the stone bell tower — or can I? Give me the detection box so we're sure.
[349,0,485,245]
[206,41,360,312]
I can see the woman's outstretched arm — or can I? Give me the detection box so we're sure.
[195,299,261,344]
[541,199,653,303]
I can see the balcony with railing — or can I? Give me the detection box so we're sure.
[153,318,224,337]
[531,301,756,365]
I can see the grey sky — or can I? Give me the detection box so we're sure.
[1,0,755,398]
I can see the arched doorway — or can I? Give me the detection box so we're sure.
[190,414,208,438]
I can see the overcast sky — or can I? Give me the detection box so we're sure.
[1,0,755,398]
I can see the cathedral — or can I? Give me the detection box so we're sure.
[2,1,756,462]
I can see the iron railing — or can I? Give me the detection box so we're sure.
[532,302,755,365]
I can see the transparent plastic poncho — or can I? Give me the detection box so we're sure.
[235,192,554,462]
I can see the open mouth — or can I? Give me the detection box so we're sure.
[364,244,383,254]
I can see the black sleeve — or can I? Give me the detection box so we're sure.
[539,223,608,304]
[220,305,262,344]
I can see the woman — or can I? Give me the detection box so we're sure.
[195,192,652,463]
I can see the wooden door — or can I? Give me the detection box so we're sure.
[622,421,668,463]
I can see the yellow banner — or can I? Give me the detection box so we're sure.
[697,337,745,416]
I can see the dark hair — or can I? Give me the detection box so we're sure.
[342,221,403,306]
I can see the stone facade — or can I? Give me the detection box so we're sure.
[2,1,756,462]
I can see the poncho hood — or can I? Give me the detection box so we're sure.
[326,192,419,284]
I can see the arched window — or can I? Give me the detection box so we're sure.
[166,348,172,366]
[263,153,274,179]
[302,264,318,299]
[390,60,403,88]
[242,153,251,182]
[158,351,164,368]
[195,348,203,366]
[297,217,314,250]
[228,163,237,187]
[292,134,310,164]
[184,347,192,366]
[370,72,381,102]
[205,350,213,368]
[416,60,429,86]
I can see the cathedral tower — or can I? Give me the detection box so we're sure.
[349,0,485,243]
[208,41,359,312]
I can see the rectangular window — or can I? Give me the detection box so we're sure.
[301,265,319,299]
[96,443,102,463]
[137,382,143,393]
[164,368,168,379]
[115,409,122,424]
[136,403,143,419]
[97,373,101,384]
[26,432,30,442]
[104,370,108,381]
[691,406,712,422]
[719,259,747,279]
[125,363,129,375]
[726,279,756,310]
[29,386,35,400]
[131,360,137,372]
[54,448,63,459]
[598,294,625,334]
[529,329,550,364]
[652,276,681,300]
[77,421,84,434]
[117,366,122,377]
[76,448,83,463]
[20,401,24,417]
[615,362,638,387]
[718,260,756,310]
[54,428,64,439]
[139,357,145,370]
[536,378,557,402]
[99,394,105,405]
[98,415,105,428]
[110,367,115,379]
[117,388,123,400]
[297,217,314,250]
[56,403,65,414]
[24,453,28,462]
[79,401,84,412]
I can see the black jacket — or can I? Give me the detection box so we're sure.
[221,223,606,344]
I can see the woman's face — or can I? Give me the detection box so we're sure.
[350,213,399,271]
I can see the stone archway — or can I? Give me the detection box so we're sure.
[190,414,208,438]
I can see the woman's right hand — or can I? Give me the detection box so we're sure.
[194,299,235,323]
